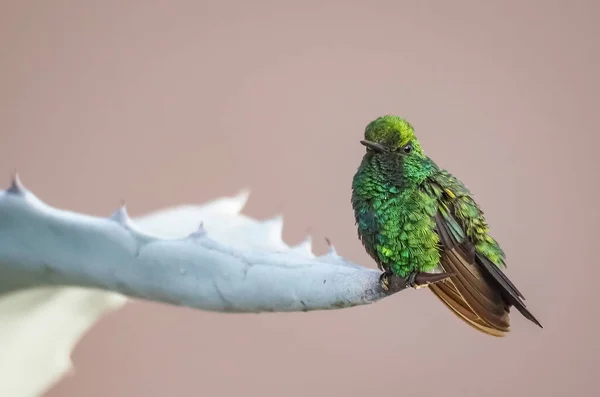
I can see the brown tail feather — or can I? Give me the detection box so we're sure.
[429,248,511,336]
[429,281,509,337]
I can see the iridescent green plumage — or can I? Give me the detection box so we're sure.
[351,115,541,336]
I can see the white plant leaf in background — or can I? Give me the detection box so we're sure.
[0,287,126,397]
[0,176,449,397]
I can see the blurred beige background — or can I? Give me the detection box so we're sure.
[0,0,598,396]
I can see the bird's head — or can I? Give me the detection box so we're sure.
[361,115,424,158]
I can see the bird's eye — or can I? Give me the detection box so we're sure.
[403,144,413,154]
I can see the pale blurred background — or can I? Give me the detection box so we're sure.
[0,1,598,396]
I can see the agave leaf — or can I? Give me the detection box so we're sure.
[0,176,416,397]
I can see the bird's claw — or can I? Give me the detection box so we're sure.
[379,271,392,291]
[406,271,419,289]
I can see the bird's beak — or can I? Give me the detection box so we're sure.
[360,140,386,153]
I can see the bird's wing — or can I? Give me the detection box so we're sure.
[423,175,540,336]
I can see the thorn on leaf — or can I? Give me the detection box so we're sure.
[7,171,24,195]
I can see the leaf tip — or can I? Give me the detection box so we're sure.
[110,202,131,225]
[233,188,251,213]
[324,237,338,256]
[263,214,284,239]
[188,222,207,240]
[7,171,25,195]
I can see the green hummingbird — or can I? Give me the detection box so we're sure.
[351,115,542,336]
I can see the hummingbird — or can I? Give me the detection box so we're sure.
[351,115,542,336]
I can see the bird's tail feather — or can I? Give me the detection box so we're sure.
[428,248,512,337]
[429,281,508,337]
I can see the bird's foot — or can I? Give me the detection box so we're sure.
[379,270,393,291]
[406,271,421,289]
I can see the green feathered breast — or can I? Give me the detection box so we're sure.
[351,152,441,278]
